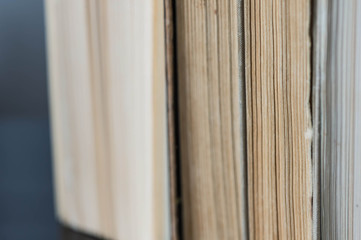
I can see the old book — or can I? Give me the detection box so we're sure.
[243,0,312,239]
[175,0,246,239]
[45,0,170,239]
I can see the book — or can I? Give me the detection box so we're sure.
[317,0,361,239]
[175,0,246,239]
[45,0,170,239]
[243,0,312,239]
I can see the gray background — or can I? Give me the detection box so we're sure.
[0,0,58,239]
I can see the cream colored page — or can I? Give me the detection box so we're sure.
[104,0,169,239]
[45,0,170,239]
[45,0,101,234]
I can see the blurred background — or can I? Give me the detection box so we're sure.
[0,0,58,239]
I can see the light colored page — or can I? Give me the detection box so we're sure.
[45,0,170,239]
